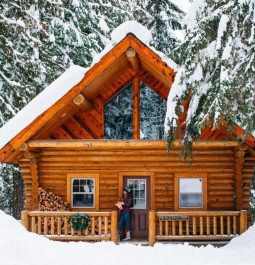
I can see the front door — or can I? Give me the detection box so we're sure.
[124,176,150,238]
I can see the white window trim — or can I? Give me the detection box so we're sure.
[179,178,203,209]
[71,178,95,209]
[127,178,147,210]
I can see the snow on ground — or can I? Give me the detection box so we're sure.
[0,211,254,265]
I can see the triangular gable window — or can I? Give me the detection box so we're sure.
[104,80,166,140]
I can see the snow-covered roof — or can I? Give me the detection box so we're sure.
[0,21,177,151]
[0,65,87,149]
[92,21,177,71]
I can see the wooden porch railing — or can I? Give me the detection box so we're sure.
[21,211,118,243]
[149,210,248,246]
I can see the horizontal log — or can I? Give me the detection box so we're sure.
[40,149,234,156]
[38,168,235,174]
[46,235,110,241]
[156,211,240,217]
[38,161,234,168]
[156,235,235,241]
[39,155,234,162]
[27,140,239,149]
[28,211,111,217]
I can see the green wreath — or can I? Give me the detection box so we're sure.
[70,213,90,231]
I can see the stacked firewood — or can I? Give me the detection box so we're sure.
[38,187,70,211]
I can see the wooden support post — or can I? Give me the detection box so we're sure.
[126,48,140,72]
[234,147,245,210]
[239,210,247,234]
[111,211,118,244]
[21,211,29,231]
[29,158,39,211]
[149,210,156,246]
[132,78,140,139]
[73,94,93,111]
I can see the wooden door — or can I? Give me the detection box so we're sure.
[124,176,150,238]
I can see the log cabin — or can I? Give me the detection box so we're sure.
[0,21,254,245]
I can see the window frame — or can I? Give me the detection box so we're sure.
[67,174,99,211]
[127,178,147,210]
[174,174,207,211]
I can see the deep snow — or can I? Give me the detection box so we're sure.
[0,210,254,265]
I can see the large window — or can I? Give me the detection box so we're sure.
[104,81,166,139]
[72,178,94,208]
[140,83,166,139]
[104,83,133,139]
[175,175,207,210]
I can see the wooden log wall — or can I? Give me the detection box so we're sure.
[242,152,255,224]
[18,146,247,213]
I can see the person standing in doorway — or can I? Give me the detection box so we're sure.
[115,187,133,241]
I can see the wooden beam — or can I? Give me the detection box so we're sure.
[126,48,140,72]
[132,78,140,139]
[19,143,28,151]
[29,158,39,211]
[247,147,255,157]
[27,140,239,149]
[73,94,93,111]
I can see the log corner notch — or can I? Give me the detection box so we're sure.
[234,145,246,210]
[126,48,140,72]
[73,94,93,111]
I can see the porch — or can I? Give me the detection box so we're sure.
[21,210,248,246]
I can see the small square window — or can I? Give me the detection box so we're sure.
[179,178,203,208]
[72,178,95,208]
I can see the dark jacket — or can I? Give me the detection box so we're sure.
[120,194,133,213]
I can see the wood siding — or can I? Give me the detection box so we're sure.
[19,146,253,215]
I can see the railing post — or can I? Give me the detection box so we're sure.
[111,211,118,244]
[149,210,156,246]
[21,211,29,231]
[239,210,247,234]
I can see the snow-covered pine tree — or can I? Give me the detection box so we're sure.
[166,0,255,151]
[146,0,184,53]
[0,0,185,216]
[0,0,133,217]
[165,0,255,216]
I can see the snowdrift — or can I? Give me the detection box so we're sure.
[0,211,254,265]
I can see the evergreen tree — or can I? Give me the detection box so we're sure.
[166,0,255,150]
[0,0,185,217]
[146,0,184,53]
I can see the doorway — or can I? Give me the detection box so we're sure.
[123,176,150,238]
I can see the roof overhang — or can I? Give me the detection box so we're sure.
[0,34,176,163]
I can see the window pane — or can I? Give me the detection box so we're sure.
[80,179,86,185]
[180,194,202,208]
[73,179,79,185]
[104,83,133,139]
[180,178,202,193]
[73,185,79,192]
[73,194,94,208]
[140,83,166,139]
